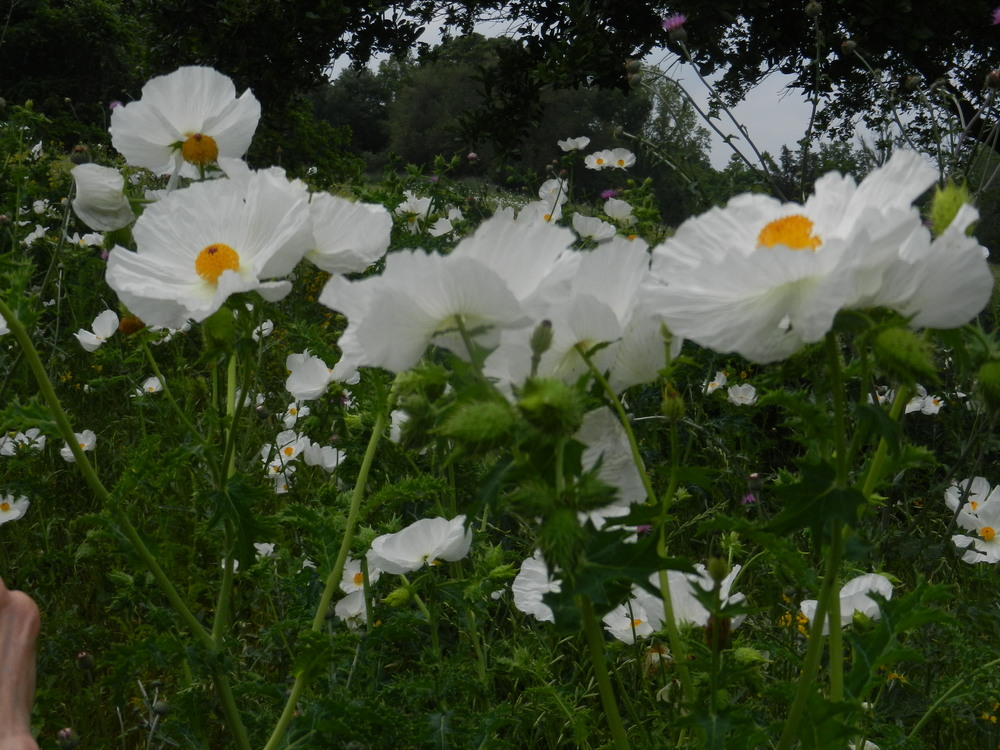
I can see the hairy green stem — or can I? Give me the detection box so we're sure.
[579,596,630,750]
[262,383,393,750]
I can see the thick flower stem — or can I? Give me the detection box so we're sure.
[579,596,631,750]
[0,297,250,748]
[262,384,394,750]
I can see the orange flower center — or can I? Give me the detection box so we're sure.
[631,618,644,628]
[181,133,219,166]
[757,215,822,251]
[0,502,9,513]
[353,572,364,586]
[195,243,240,284]
[981,526,995,541]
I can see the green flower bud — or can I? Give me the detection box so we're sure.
[804,1,822,17]
[383,587,412,607]
[660,384,685,422]
[732,646,770,665]
[517,378,585,436]
[871,327,938,386]
[926,181,972,237]
[438,399,517,447]
[976,361,1000,412]
[840,39,857,55]
[529,320,554,371]
[706,557,730,585]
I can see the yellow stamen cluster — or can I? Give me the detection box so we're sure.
[195,243,240,284]
[0,502,9,513]
[181,133,219,166]
[757,214,822,251]
[631,618,644,628]
[980,526,995,542]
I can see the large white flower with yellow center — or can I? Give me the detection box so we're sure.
[650,150,943,363]
[110,66,260,178]
[366,516,472,575]
[105,169,311,329]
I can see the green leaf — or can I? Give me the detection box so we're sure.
[292,629,334,683]
[765,459,865,537]
[201,472,276,567]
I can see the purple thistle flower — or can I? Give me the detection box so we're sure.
[740,493,758,505]
[992,6,1000,24]
[600,189,618,199]
[662,13,686,32]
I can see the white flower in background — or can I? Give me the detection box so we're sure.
[269,465,295,494]
[603,588,664,644]
[254,542,276,559]
[32,199,50,215]
[608,148,636,169]
[571,213,617,242]
[60,430,96,462]
[0,495,30,525]
[427,207,463,238]
[132,376,164,397]
[110,66,261,178]
[0,429,46,455]
[704,371,727,394]
[800,573,893,634]
[74,309,119,352]
[557,136,590,152]
[654,564,747,628]
[650,150,981,363]
[251,319,273,342]
[576,408,646,528]
[394,190,432,232]
[585,150,613,170]
[512,551,561,623]
[0,314,8,336]
[106,168,312,329]
[303,441,344,472]
[281,401,309,429]
[945,477,999,517]
[67,232,105,247]
[389,409,409,443]
[952,488,1000,564]
[269,429,309,466]
[334,590,368,630]
[22,225,46,246]
[727,383,757,406]
[366,515,472,575]
[604,198,636,226]
[517,199,564,224]
[285,351,333,400]
[905,385,944,415]
[340,556,382,593]
[306,192,392,273]
[71,163,135,231]
[538,178,569,206]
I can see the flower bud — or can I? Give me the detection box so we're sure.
[976,361,1000,412]
[70,144,90,165]
[871,327,938,386]
[804,1,822,17]
[660,384,685,422]
[903,74,923,91]
[118,315,145,336]
[152,700,171,715]
[625,59,642,75]
[926,181,971,236]
[706,557,730,585]
[57,728,80,749]
[76,650,95,670]
[517,378,584,436]
[383,586,412,607]
[530,320,554,359]
[840,39,857,55]
[987,70,1000,89]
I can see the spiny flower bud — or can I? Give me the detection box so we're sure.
[152,700,171,716]
[76,651,95,670]
[903,74,923,91]
[530,320,553,359]
[976,361,1000,412]
[926,181,971,237]
[871,327,938,386]
[660,384,685,422]
[517,377,585,436]
[438,399,517,447]
[840,39,857,55]
[804,1,822,17]
[383,586,412,607]
[118,314,145,336]
[706,557,730,585]
[987,70,1000,89]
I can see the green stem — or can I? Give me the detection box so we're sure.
[262,383,394,750]
[579,596,630,750]
[907,656,1000,739]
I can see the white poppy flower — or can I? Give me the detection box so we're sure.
[394,190,432,232]
[608,148,636,169]
[307,192,391,274]
[106,169,312,329]
[71,164,135,231]
[727,383,757,406]
[110,66,261,178]
[285,351,332,400]
[557,136,590,152]
[512,551,561,623]
[132,376,164,397]
[650,150,958,363]
[800,573,893,634]
[604,197,635,226]
[603,589,663,644]
[704,371,727,394]
[74,309,119,352]
[251,319,274,342]
[254,542,276,559]
[302,441,344,472]
[340,556,381,593]
[945,477,999,518]
[576,407,646,528]
[0,314,8,336]
[334,589,368,630]
[585,150,613,170]
[60,430,96,462]
[572,213,617,242]
[366,516,472,575]
[0,495,30,525]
